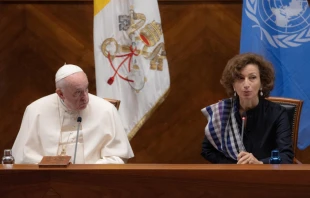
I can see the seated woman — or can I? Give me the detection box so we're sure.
[201,53,293,164]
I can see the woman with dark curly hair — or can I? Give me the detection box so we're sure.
[201,53,293,164]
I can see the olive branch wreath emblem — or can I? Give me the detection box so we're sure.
[245,0,310,48]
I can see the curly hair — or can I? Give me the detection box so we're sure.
[220,53,275,98]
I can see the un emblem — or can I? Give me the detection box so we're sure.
[245,0,310,48]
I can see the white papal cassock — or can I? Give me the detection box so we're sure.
[12,93,134,164]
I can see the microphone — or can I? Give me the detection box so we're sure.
[241,112,247,144]
[73,116,82,164]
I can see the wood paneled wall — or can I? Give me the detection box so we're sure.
[130,1,242,164]
[0,1,96,160]
[1,0,309,164]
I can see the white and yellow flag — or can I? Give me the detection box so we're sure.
[94,0,170,139]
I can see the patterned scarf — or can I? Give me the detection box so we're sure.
[201,98,245,160]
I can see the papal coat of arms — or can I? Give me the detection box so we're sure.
[101,6,166,92]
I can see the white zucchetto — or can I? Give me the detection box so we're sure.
[55,64,83,82]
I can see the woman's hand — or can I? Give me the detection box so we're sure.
[237,151,263,164]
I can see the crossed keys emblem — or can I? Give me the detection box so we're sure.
[101,6,167,92]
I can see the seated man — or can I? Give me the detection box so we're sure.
[12,64,134,164]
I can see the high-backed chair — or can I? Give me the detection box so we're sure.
[266,96,303,164]
[104,98,121,110]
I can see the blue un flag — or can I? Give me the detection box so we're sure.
[240,0,310,149]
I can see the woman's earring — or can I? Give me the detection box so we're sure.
[234,89,236,97]
[260,88,263,96]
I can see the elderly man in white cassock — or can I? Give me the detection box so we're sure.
[12,64,134,164]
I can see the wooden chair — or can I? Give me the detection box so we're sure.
[104,98,121,110]
[266,96,303,164]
